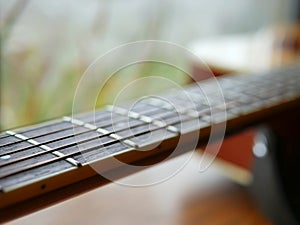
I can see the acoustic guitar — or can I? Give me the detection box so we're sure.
[0,64,300,223]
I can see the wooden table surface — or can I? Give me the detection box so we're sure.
[7,152,272,225]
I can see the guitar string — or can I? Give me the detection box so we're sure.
[0,79,300,191]
[0,97,215,169]
[0,106,164,156]
[5,131,81,167]
[0,90,212,158]
[1,92,224,168]
[4,84,294,181]
[0,124,73,148]
[0,70,247,144]
[0,108,186,167]
[0,85,209,152]
[0,111,211,179]
[0,104,159,150]
[2,89,284,173]
[0,106,128,142]
[1,95,221,176]
[0,98,209,152]
[2,74,296,166]
[0,94,295,180]
[1,96,245,180]
[1,67,298,181]
[0,64,295,148]
[0,95,211,166]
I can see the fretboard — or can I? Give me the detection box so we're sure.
[0,64,300,220]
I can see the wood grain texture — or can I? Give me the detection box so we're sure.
[6,153,272,225]
[1,64,299,223]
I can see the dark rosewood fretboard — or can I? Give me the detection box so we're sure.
[0,64,300,221]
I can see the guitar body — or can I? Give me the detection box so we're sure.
[251,111,300,225]
[195,74,300,225]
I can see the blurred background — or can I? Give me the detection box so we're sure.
[2,1,300,225]
[1,0,299,131]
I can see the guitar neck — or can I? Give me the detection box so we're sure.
[0,64,300,221]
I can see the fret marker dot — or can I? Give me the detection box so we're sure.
[1,155,11,160]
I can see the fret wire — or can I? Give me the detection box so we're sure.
[2,103,158,147]
[0,130,126,167]
[4,131,81,168]
[0,80,280,160]
[107,105,182,134]
[64,106,184,149]
[0,136,23,148]
[144,96,236,120]
[0,123,77,150]
[0,127,169,179]
[0,110,207,179]
[0,108,182,167]
[0,107,163,157]
[0,120,140,162]
[0,123,74,149]
[0,108,122,148]
[63,116,139,149]
[0,120,120,156]
[1,64,299,181]
[0,111,111,149]
[0,97,229,164]
[0,127,153,179]
[0,87,210,148]
[64,107,184,143]
[0,101,298,180]
[0,111,270,179]
[0,129,92,157]
[0,107,168,159]
[0,81,236,152]
[143,97,207,118]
